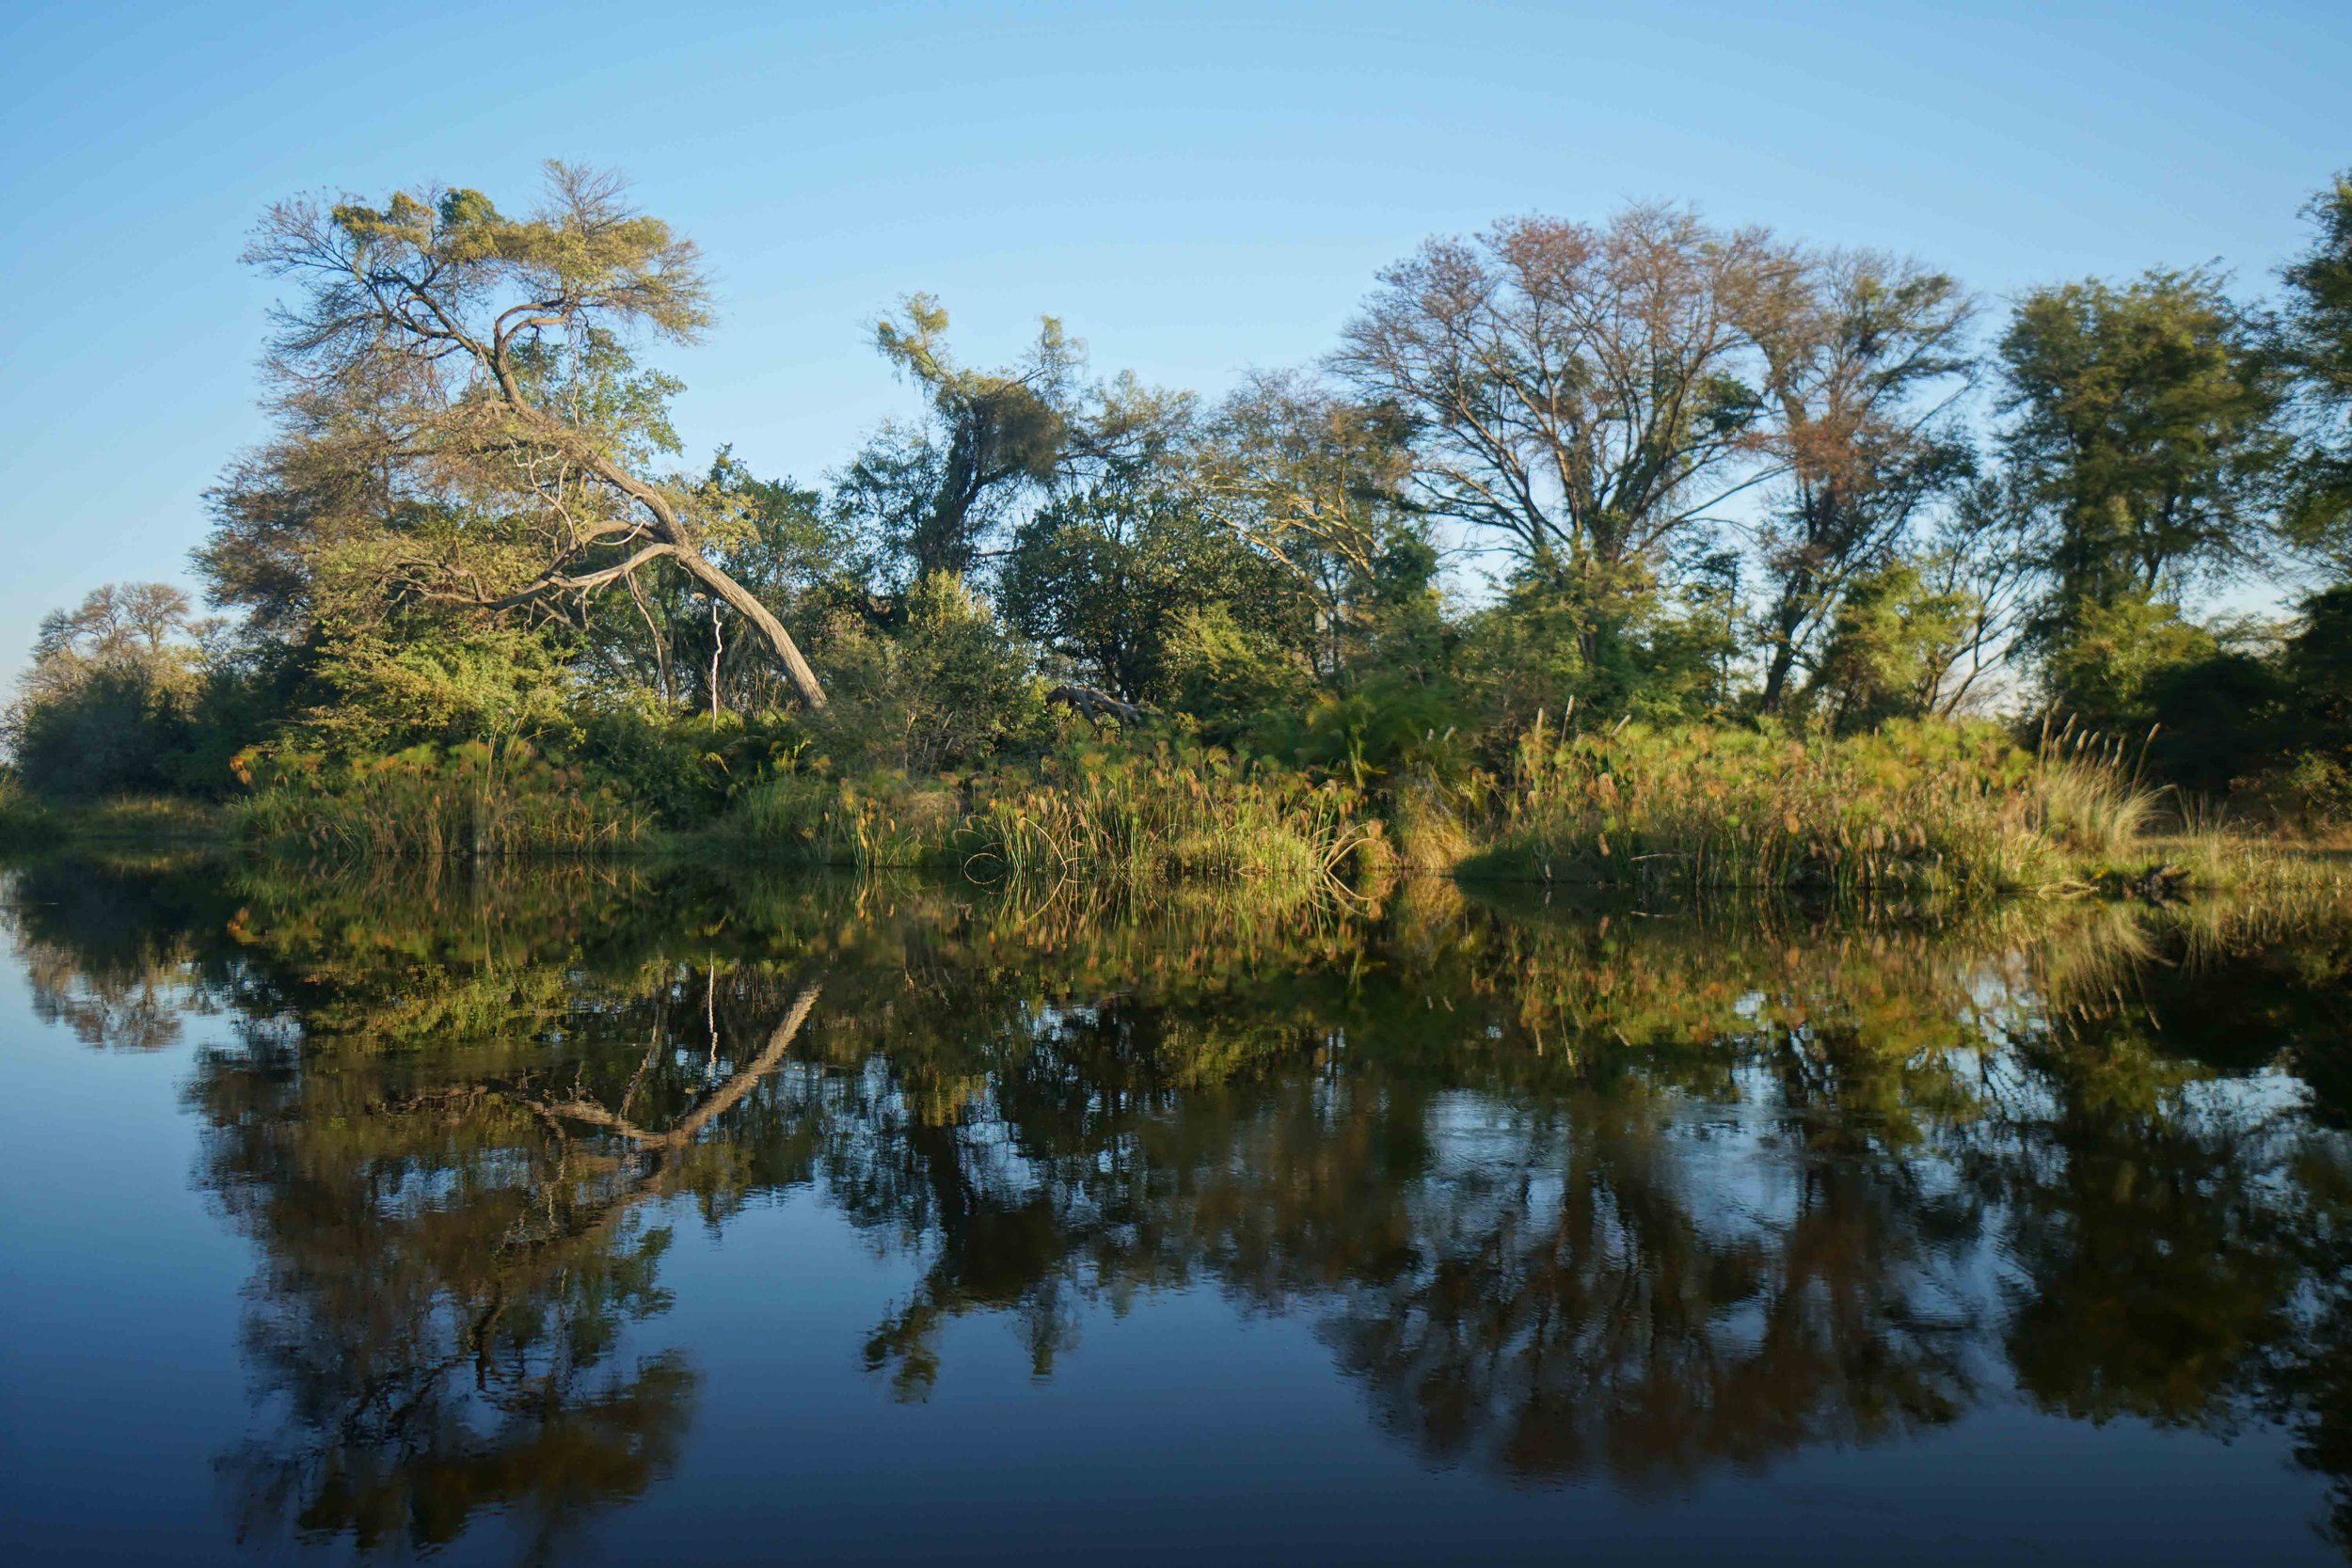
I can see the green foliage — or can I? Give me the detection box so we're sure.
[2280,172,2352,567]
[1000,485,1301,703]
[1192,372,1428,680]
[2283,583,2352,743]
[2001,268,2284,630]
[1453,566,1734,737]
[806,573,1050,773]
[1813,560,1975,731]
[568,705,808,825]
[29,167,2352,877]
[2036,594,2225,729]
[843,295,1081,584]
[299,623,580,752]
[0,582,271,800]
[1158,603,1315,736]
[9,663,199,799]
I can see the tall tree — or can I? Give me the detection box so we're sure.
[836,294,1194,591]
[1745,250,1976,712]
[215,164,828,707]
[1998,267,2283,641]
[579,452,848,715]
[2280,171,2352,570]
[1192,371,1423,681]
[5,583,209,797]
[1333,205,1786,657]
[999,483,1297,705]
[836,295,1081,588]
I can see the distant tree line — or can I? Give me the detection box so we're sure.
[8,164,2352,823]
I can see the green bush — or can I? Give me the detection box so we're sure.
[806,574,1051,773]
[569,705,808,824]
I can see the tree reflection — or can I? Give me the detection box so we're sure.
[8,859,2350,1557]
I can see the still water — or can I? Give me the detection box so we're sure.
[2,856,2348,1565]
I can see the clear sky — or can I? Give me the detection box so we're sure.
[1,0,2344,677]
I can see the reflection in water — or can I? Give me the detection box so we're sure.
[7,858,2352,1559]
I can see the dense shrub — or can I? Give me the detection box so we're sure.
[806,574,1052,773]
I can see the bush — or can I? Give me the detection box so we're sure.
[6,666,197,799]
[706,769,963,868]
[1160,604,1313,739]
[569,705,808,825]
[806,574,1051,773]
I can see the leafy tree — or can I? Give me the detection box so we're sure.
[4,583,215,796]
[999,484,1299,704]
[807,573,1047,773]
[212,163,828,707]
[1998,268,2284,649]
[1746,250,1976,712]
[1334,205,1786,661]
[1811,560,1974,731]
[1454,564,1735,732]
[836,294,1082,588]
[1906,471,2046,715]
[1157,603,1316,731]
[1192,371,1425,681]
[835,296,1194,594]
[580,452,850,716]
[2265,584,2352,818]
[2280,171,2352,569]
[2033,593,2226,729]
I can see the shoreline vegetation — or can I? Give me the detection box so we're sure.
[8,718,2345,909]
[7,167,2352,892]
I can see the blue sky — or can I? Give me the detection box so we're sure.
[1,0,2344,675]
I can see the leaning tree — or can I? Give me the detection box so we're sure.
[219,163,827,707]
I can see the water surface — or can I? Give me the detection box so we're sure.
[3,858,2348,1564]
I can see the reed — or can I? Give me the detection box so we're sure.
[710,739,1382,892]
[1459,714,2171,896]
[232,740,649,859]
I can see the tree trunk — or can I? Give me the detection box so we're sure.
[673,547,827,710]
[1757,584,1812,715]
[491,362,831,711]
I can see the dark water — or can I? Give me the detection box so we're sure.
[3,858,2349,1565]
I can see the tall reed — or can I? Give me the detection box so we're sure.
[961,741,1379,888]
[712,740,1382,892]
[1463,714,2169,896]
[233,740,648,859]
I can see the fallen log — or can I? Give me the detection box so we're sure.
[1046,684,1152,728]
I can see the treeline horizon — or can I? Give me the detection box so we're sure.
[6,160,2351,848]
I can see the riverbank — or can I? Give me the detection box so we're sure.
[0,788,229,855]
[11,724,2349,904]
